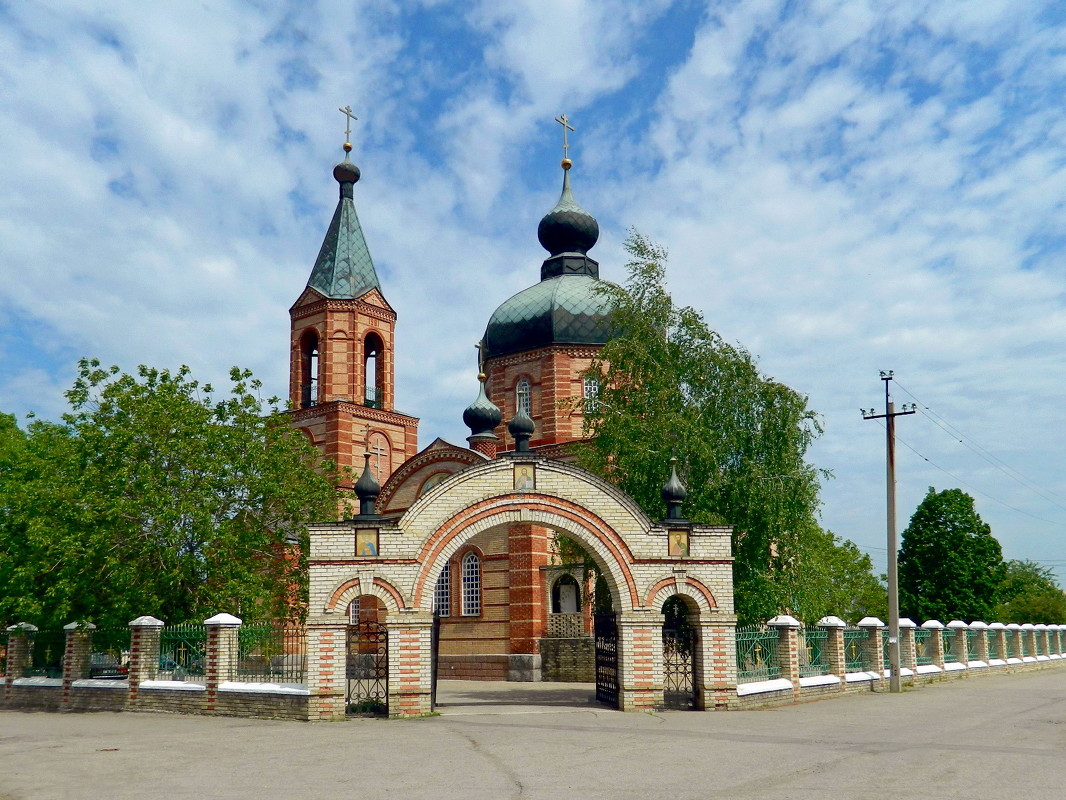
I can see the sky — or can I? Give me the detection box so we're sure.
[2,0,1065,589]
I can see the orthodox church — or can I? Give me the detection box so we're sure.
[288,119,737,715]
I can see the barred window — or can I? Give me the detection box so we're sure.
[583,376,600,410]
[516,377,531,416]
[348,597,360,623]
[433,563,451,617]
[461,552,481,616]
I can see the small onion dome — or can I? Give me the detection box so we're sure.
[463,374,502,439]
[354,452,380,517]
[508,406,535,452]
[537,168,599,256]
[333,157,361,185]
[662,457,688,521]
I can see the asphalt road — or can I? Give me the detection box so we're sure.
[1,669,1064,799]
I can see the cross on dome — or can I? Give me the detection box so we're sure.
[339,105,358,152]
[554,113,575,167]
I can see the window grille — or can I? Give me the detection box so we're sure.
[461,552,481,616]
[434,563,451,617]
[583,376,600,410]
[516,378,531,416]
[349,598,360,623]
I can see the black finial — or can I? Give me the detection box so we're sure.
[355,452,380,517]
[464,373,502,440]
[662,457,688,521]
[508,406,535,452]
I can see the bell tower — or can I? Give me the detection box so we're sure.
[288,108,418,489]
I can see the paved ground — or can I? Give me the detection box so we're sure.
[1,670,1065,799]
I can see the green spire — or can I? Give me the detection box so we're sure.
[305,158,382,300]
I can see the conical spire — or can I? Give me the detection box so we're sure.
[305,147,382,300]
[662,457,688,521]
[354,452,381,517]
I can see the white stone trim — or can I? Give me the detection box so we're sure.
[736,678,793,696]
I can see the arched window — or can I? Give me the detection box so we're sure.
[515,377,531,416]
[348,594,384,625]
[461,552,481,616]
[299,330,319,408]
[433,563,451,617]
[418,472,448,498]
[583,376,600,411]
[551,574,581,614]
[364,332,384,408]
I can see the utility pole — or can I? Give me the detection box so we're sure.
[862,371,915,693]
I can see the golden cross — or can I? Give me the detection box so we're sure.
[555,114,575,159]
[339,105,358,144]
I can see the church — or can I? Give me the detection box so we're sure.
[286,116,738,717]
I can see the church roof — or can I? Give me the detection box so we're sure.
[305,158,382,300]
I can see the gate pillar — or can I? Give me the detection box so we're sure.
[387,611,434,718]
[696,618,738,710]
[306,616,348,721]
[617,611,661,712]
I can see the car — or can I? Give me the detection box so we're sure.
[88,652,128,679]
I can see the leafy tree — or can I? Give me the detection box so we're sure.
[0,359,341,630]
[786,527,886,625]
[898,487,1004,623]
[993,560,1066,623]
[578,231,827,624]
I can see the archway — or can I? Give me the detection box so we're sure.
[346,595,388,716]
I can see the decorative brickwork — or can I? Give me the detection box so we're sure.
[61,621,94,709]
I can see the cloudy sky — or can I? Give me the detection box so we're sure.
[3,0,1065,587]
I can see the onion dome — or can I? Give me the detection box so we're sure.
[354,452,381,517]
[463,374,502,440]
[508,406,535,452]
[305,154,381,301]
[662,458,688,521]
[482,163,616,360]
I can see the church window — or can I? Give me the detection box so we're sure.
[515,377,531,416]
[364,332,384,408]
[551,574,581,614]
[461,552,481,616]
[299,330,319,408]
[583,376,600,410]
[433,563,451,617]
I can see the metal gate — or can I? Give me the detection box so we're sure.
[594,613,619,709]
[346,621,388,715]
[662,624,697,710]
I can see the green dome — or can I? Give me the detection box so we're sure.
[483,274,616,359]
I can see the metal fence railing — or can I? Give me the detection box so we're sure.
[913,629,933,665]
[237,624,306,683]
[90,627,131,679]
[800,628,829,677]
[26,629,64,678]
[966,630,979,661]
[735,626,780,682]
[942,632,957,663]
[159,623,207,678]
[843,629,868,672]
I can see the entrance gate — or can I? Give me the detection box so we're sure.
[662,624,697,709]
[346,621,388,715]
[594,613,619,709]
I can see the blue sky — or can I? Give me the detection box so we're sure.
[3,0,1066,590]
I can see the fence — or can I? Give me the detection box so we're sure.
[237,624,306,683]
[26,629,64,678]
[843,629,868,672]
[735,626,780,682]
[800,628,829,677]
[159,623,207,677]
[914,628,933,665]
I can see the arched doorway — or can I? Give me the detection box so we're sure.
[346,595,388,716]
[662,595,699,710]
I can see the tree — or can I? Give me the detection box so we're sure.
[786,527,886,625]
[993,560,1066,623]
[578,231,828,625]
[0,359,341,630]
[898,487,1004,623]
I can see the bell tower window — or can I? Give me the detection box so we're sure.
[364,332,384,408]
[516,377,531,416]
[300,330,319,409]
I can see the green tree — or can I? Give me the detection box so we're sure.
[786,528,886,625]
[578,231,827,624]
[993,560,1066,623]
[0,359,341,630]
[898,487,1004,623]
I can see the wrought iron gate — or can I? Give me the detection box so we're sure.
[346,621,388,715]
[594,613,619,709]
[662,624,697,710]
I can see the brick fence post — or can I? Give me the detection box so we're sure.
[305,615,347,721]
[1055,625,1066,655]
[970,621,989,664]
[987,622,1006,662]
[698,617,737,710]
[61,621,95,709]
[618,611,658,712]
[899,618,917,674]
[3,623,37,702]
[387,611,435,717]
[1021,624,1036,660]
[1035,624,1049,658]
[857,617,885,688]
[768,615,801,699]
[1006,623,1022,661]
[127,616,164,707]
[204,613,241,713]
[817,616,846,691]
[922,620,945,669]
[945,620,968,665]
